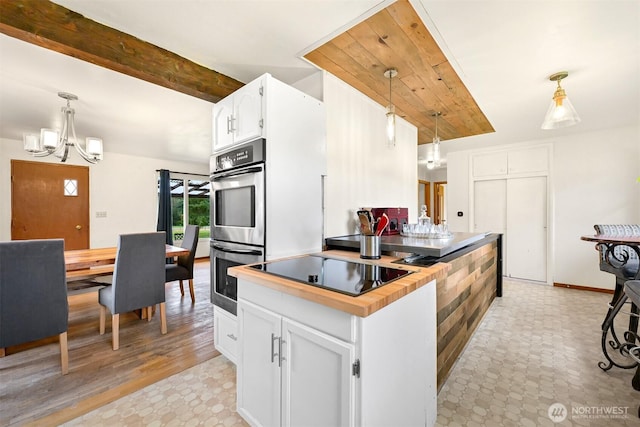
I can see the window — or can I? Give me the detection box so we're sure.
[159,174,210,241]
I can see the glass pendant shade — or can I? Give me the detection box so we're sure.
[541,72,581,130]
[23,134,41,152]
[41,128,59,149]
[86,137,104,158]
[386,105,396,147]
[541,92,581,129]
[432,136,441,167]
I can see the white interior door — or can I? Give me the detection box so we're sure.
[474,179,507,275]
[506,176,547,282]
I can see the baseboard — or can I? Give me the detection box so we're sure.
[553,282,613,294]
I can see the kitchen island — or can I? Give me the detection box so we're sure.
[326,232,502,388]
[228,251,449,427]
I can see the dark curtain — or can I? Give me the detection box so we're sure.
[157,169,173,247]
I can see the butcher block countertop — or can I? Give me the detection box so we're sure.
[227,249,450,318]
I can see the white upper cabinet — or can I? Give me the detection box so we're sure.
[472,151,508,177]
[472,145,549,178]
[507,146,549,174]
[212,76,265,152]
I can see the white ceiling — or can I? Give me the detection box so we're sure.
[1,0,638,165]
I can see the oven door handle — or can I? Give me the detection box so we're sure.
[212,166,263,181]
[212,244,263,256]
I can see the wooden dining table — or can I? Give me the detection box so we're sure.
[65,244,189,277]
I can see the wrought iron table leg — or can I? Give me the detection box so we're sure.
[598,295,640,371]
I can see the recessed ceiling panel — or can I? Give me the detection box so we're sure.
[305,0,494,144]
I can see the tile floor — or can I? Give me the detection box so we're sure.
[64,279,640,426]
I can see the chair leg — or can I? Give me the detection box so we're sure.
[188,279,195,303]
[59,332,69,375]
[147,306,153,322]
[99,305,106,335]
[160,302,167,334]
[1,347,5,357]
[112,314,120,350]
[179,280,185,296]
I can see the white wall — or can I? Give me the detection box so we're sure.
[445,124,640,290]
[0,138,209,256]
[323,72,418,237]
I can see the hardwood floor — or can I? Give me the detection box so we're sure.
[0,259,217,427]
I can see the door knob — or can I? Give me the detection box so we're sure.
[75,225,82,230]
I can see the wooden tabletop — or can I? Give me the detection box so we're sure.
[581,235,640,245]
[65,244,189,277]
[228,250,450,318]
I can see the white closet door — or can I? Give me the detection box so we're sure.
[506,176,547,282]
[474,180,507,275]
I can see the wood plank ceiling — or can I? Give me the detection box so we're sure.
[305,0,494,145]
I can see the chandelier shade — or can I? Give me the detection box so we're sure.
[23,92,103,164]
[541,71,581,130]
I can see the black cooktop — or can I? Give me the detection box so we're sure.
[250,255,412,297]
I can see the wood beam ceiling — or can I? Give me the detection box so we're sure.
[305,0,494,144]
[0,0,243,103]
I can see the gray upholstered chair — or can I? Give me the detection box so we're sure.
[99,232,166,350]
[165,224,199,303]
[0,239,69,374]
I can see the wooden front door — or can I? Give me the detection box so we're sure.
[11,160,90,250]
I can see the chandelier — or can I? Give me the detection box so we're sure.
[23,92,103,164]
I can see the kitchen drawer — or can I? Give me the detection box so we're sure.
[214,306,238,364]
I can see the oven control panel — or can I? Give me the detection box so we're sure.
[211,138,265,172]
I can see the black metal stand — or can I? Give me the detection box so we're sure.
[594,241,640,396]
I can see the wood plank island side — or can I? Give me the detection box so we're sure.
[324,233,502,389]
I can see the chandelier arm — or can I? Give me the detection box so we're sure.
[31,149,55,157]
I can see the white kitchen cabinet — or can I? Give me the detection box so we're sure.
[212,76,264,152]
[236,276,437,427]
[238,299,354,427]
[507,146,549,174]
[472,151,508,177]
[213,306,238,364]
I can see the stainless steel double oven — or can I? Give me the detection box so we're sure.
[210,138,266,315]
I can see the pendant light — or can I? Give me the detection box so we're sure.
[541,71,581,130]
[431,112,442,168]
[384,68,398,148]
[23,92,104,163]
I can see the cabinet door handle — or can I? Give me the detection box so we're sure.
[226,333,237,341]
[271,333,279,364]
[226,116,231,134]
[278,338,285,368]
[229,115,236,133]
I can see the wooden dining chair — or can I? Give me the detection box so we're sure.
[165,224,199,303]
[98,232,167,350]
[0,239,69,374]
